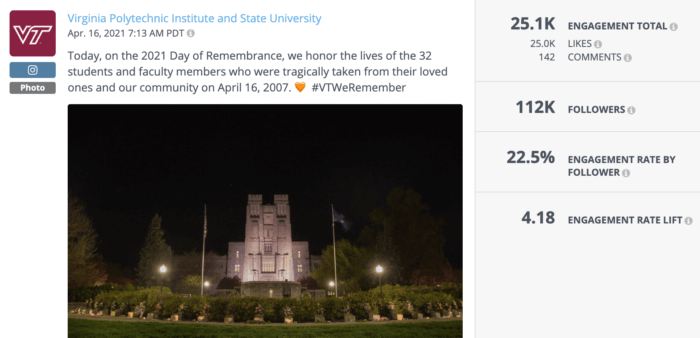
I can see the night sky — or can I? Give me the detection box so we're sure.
[68,105,463,271]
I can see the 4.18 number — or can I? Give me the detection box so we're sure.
[522,211,555,224]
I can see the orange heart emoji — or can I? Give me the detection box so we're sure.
[295,82,305,92]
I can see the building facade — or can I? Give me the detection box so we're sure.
[172,194,321,290]
[227,194,317,283]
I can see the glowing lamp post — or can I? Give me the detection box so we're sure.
[376,265,383,295]
[204,281,210,295]
[159,265,167,294]
[329,281,335,296]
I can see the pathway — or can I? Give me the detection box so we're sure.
[68,313,463,326]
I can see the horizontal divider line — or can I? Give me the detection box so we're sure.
[476,81,700,83]
[476,191,700,193]
[475,131,700,133]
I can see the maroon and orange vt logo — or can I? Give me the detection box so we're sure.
[10,10,55,57]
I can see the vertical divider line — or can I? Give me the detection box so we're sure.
[473,1,477,337]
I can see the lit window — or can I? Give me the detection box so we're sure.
[235,264,240,272]
[297,251,301,259]
[263,262,274,272]
[297,265,302,272]
[236,251,239,258]
[265,244,272,252]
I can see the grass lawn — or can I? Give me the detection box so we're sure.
[68,318,462,337]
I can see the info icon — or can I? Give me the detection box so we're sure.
[10,10,56,57]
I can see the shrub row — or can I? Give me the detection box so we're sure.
[68,283,170,302]
[89,287,462,323]
[367,283,463,302]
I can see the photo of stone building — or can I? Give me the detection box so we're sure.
[229,194,321,283]
[171,194,322,294]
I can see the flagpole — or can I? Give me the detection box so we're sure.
[332,204,338,298]
[201,205,206,296]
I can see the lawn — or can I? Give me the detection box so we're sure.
[68,318,462,337]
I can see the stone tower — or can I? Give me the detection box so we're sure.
[227,194,311,285]
[242,194,295,282]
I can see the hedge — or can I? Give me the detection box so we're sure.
[68,283,170,302]
[88,286,462,323]
[367,283,463,303]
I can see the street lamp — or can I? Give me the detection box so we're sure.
[159,265,167,294]
[204,281,210,295]
[329,281,334,296]
[376,265,383,295]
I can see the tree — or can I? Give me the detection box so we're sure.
[361,188,448,284]
[175,275,202,294]
[296,275,318,289]
[90,253,109,286]
[171,250,226,283]
[217,276,241,289]
[309,239,373,291]
[68,195,108,287]
[136,214,173,287]
[410,262,461,286]
[105,262,137,286]
[371,227,404,285]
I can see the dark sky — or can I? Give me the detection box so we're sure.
[68,105,463,271]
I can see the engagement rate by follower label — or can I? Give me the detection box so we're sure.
[476,132,696,192]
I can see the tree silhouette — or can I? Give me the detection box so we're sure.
[136,214,173,287]
[68,195,107,286]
